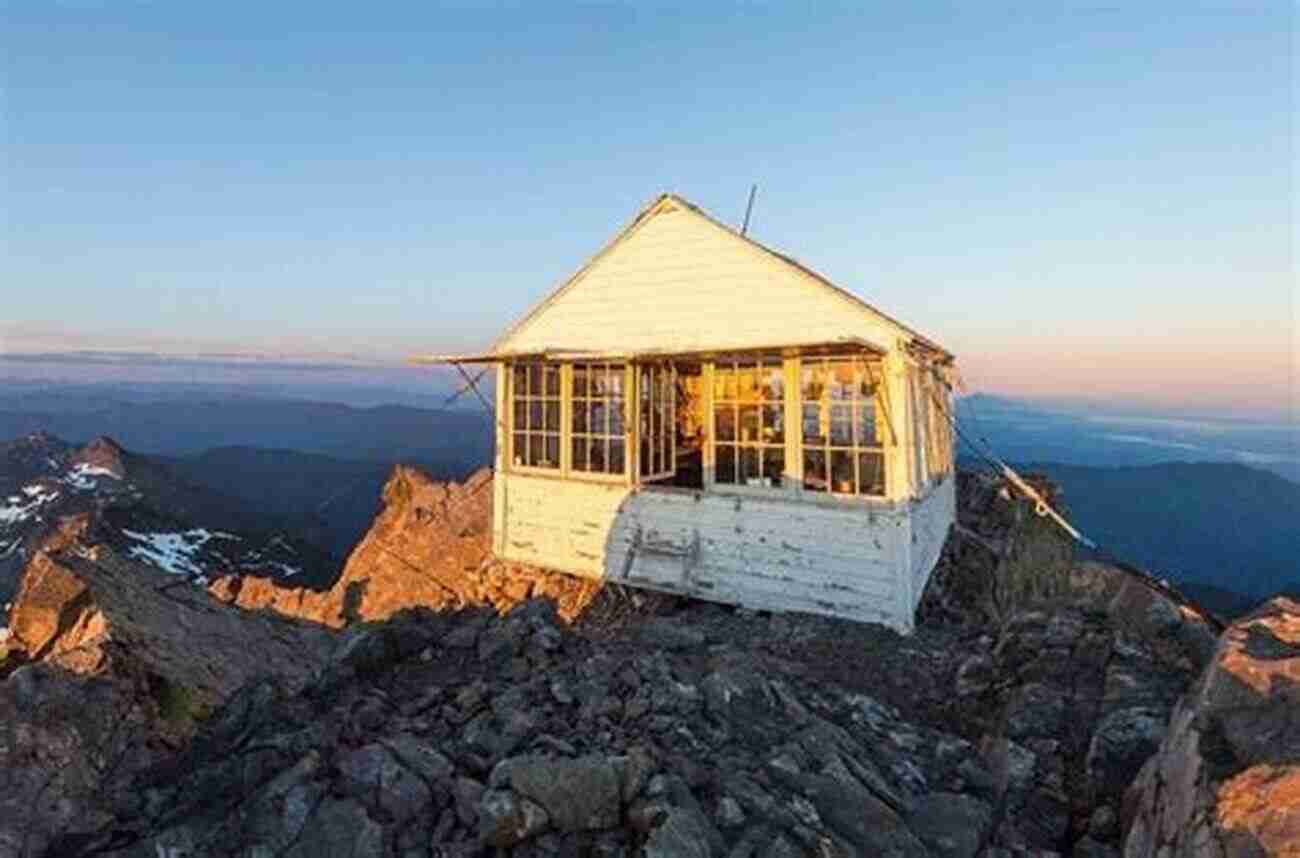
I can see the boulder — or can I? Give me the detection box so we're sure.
[907,791,994,858]
[503,754,622,832]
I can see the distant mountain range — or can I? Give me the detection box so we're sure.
[0,433,335,620]
[0,395,491,471]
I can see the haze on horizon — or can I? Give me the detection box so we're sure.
[3,3,1295,421]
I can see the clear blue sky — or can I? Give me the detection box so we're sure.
[2,2,1294,417]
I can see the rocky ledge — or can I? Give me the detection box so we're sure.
[1123,596,1300,857]
[41,572,1215,858]
[208,467,603,625]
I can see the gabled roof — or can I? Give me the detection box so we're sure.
[490,192,953,361]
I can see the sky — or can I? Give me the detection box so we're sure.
[2,2,1295,420]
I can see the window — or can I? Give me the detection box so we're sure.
[713,359,786,487]
[923,369,953,481]
[639,363,676,480]
[571,363,626,475]
[511,363,560,469]
[800,358,885,496]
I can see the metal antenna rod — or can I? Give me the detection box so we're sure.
[741,183,758,235]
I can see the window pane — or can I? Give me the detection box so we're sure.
[715,406,736,442]
[739,406,760,443]
[858,451,885,495]
[829,362,855,400]
[544,365,560,396]
[513,365,528,396]
[830,450,855,493]
[573,365,588,398]
[610,400,625,435]
[801,363,827,402]
[589,439,607,472]
[513,400,527,431]
[715,365,737,401]
[573,402,588,432]
[513,433,527,465]
[527,364,542,395]
[610,439,625,474]
[529,401,543,429]
[762,364,784,402]
[544,401,560,432]
[639,438,650,476]
[715,445,737,484]
[529,434,544,467]
[763,448,785,486]
[545,434,559,467]
[830,405,853,446]
[803,449,827,492]
[573,437,589,471]
[762,405,784,444]
[607,367,625,397]
[856,368,876,399]
[855,401,878,446]
[740,447,761,484]
[802,404,825,445]
[737,365,759,402]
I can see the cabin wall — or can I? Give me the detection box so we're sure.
[498,207,900,355]
[495,469,925,632]
[495,471,628,578]
[907,473,956,612]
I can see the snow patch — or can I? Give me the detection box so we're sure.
[269,562,300,578]
[0,486,60,524]
[63,463,122,490]
[121,528,219,578]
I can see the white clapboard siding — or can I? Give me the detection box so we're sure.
[497,204,901,355]
[909,474,957,611]
[497,471,935,631]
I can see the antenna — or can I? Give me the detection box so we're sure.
[741,183,758,235]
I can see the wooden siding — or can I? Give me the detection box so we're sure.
[496,470,930,631]
[908,473,956,612]
[497,206,901,356]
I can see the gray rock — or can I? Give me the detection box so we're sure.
[286,799,383,858]
[453,775,485,827]
[1087,805,1118,840]
[906,791,992,858]
[715,796,746,829]
[1072,835,1119,858]
[382,733,455,783]
[479,788,550,847]
[638,618,706,651]
[643,805,719,858]
[336,743,432,824]
[800,773,929,856]
[1085,707,1166,802]
[507,754,621,831]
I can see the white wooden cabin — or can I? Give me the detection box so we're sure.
[425,193,957,632]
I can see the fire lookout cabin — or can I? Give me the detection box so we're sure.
[423,193,956,632]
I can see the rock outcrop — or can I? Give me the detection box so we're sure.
[1123,597,1300,857]
[0,539,336,857]
[209,466,604,625]
[37,569,1214,858]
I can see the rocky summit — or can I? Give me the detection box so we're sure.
[0,466,1293,858]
